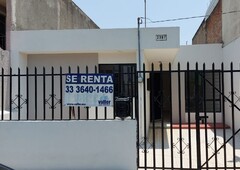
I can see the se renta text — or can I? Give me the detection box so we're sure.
[66,74,113,84]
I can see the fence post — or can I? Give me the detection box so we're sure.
[1,68,4,120]
[195,62,201,170]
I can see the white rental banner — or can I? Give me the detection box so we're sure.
[64,74,114,107]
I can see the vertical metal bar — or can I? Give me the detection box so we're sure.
[60,67,63,120]
[195,63,201,170]
[1,68,4,120]
[221,63,227,169]
[95,66,98,120]
[104,105,107,119]
[77,66,80,120]
[112,65,116,119]
[68,66,71,120]
[130,66,134,119]
[212,63,218,168]
[43,67,46,120]
[230,62,236,169]
[34,67,37,120]
[136,66,140,168]
[51,67,54,120]
[169,63,174,169]
[18,68,21,120]
[86,66,89,120]
[186,62,192,169]
[203,63,209,169]
[9,68,12,120]
[143,63,147,169]
[160,63,165,169]
[26,67,29,120]
[127,67,130,96]
[150,63,156,169]
[178,63,183,169]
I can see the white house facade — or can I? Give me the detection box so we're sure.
[1,1,240,169]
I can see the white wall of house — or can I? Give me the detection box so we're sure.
[10,28,180,138]
[0,120,136,170]
[172,44,223,123]
[98,52,136,64]
[223,36,240,130]
[173,44,223,70]
[28,53,98,120]
[10,28,239,129]
[10,28,179,70]
[6,24,240,169]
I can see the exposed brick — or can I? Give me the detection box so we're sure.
[192,0,222,44]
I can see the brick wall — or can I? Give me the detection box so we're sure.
[192,0,222,44]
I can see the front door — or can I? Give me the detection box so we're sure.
[150,72,171,121]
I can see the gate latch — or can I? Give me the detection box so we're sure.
[198,116,209,124]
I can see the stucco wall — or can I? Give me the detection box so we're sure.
[223,36,240,130]
[28,53,98,72]
[11,0,98,31]
[172,44,223,123]
[173,44,223,70]
[26,53,98,120]
[0,120,136,170]
[98,52,136,64]
[10,28,179,70]
[222,0,240,46]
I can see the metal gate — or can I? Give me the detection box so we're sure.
[137,63,240,170]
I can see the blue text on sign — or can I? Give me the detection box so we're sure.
[66,74,113,84]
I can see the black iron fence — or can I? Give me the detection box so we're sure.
[138,62,240,170]
[0,66,137,121]
[0,63,240,169]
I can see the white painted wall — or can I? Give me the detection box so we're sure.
[0,120,136,170]
[99,52,136,64]
[8,53,98,119]
[10,28,179,53]
[173,44,223,70]
[223,36,240,130]
[10,27,179,70]
[9,27,179,136]
[171,44,224,123]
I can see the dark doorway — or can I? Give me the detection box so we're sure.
[99,64,136,118]
[150,72,171,121]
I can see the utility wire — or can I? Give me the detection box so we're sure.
[143,10,240,24]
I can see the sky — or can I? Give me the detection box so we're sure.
[73,0,211,45]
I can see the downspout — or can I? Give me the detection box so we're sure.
[144,0,147,27]
[137,17,143,81]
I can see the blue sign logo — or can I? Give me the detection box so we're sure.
[98,95,111,106]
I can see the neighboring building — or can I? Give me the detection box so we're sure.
[193,0,240,46]
[222,0,240,46]
[0,0,99,51]
[192,0,222,44]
